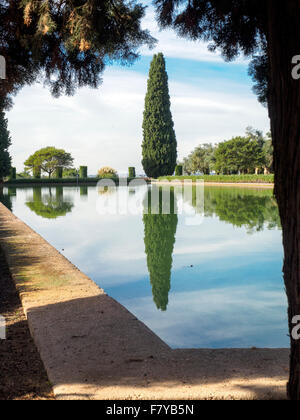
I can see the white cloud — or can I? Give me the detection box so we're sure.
[7,65,269,174]
[141,5,248,64]
[6,3,269,174]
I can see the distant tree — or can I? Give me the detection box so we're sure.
[24,147,74,178]
[214,136,265,175]
[63,168,78,178]
[142,53,177,178]
[17,169,31,179]
[263,133,274,173]
[190,144,215,175]
[182,156,194,176]
[0,109,11,181]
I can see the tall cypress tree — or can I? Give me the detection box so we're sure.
[142,53,177,178]
[0,109,11,181]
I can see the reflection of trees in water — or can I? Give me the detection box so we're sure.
[26,187,74,219]
[143,187,178,311]
[0,187,13,211]
[185,187,281,233]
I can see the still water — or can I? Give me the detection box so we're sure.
[1,184,288,349]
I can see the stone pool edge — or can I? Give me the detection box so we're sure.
[0,203,289,400]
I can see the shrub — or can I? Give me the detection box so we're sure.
[128,167,136,178]
[8,167,16,181]
[54,167,63,178]
[79,166,88,178]
[98,167,118,178]
[33,167,41,179]
[175,165,183,176]
[158,174,274,184]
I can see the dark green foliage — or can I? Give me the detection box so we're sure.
[8,167,16,181]
[155,0,268,105]
[63,168,78,178]
[26,187,74,219]
[182,129,272,176]
[4,177,141,185]
[17,170,31,179]
[142,53,177,178]
[128,167,136,178]
[214,136,265,175]
[263,133,274,173]
[79,166,88,178]
[33,167,41,179]
[184,144,215,175]
[143,188,178,311]
[25,147,74,178]
[248,50,269,106]
[175,165,183,176]
[159,174,274,184]
[0,110,11,180]
[0,1,155,109]
[55,167,63,179]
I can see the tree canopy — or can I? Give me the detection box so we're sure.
[24,146,74,178]
[0,0,155,109]
[214,135,265,175]
[0,109,12,180]
[182,129,272,176]
[154,0,268,104]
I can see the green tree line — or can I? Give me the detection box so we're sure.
[182,128,273,176]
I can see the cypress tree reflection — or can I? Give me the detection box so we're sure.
[143,187,178,311]
[26,187,74,219]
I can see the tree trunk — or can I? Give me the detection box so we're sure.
[267,0,300,400]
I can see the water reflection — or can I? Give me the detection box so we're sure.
[0,187,13,211]
[143,187,178,311]
[26,187,74,219]
[184,187,280,233]
[0,184,285,348]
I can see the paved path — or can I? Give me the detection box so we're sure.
[0,203,289,400]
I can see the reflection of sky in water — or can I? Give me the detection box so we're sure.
[3,185,288,349]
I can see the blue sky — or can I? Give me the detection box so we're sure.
[7,5,270,175]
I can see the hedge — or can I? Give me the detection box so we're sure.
[4,177,146,186]
[157,174,274,184]
[79,166,88,178]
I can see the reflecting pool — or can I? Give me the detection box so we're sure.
[0,184,287,349]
